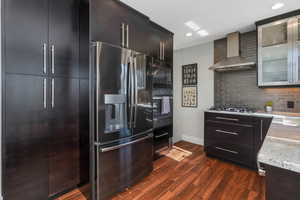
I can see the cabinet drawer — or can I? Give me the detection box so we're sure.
[205,121,253,147]
[154,127,171,151]
[205,112,253,124]
[205,140,254,167]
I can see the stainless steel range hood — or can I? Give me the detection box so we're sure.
[209,32,256,72]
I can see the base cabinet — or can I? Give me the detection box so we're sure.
[204,112,272,169]
[4,75,49,200]
[265,165,300,200]
[48,78,80,196]
[4,75,83,199]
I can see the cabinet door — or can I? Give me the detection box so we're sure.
[79,79,90,184]
[49,0,79,78]
[4,0,48,75]
[48,78,79,196]
[4,74,49,200]
[148,23,161,60]
[127,12,149,53]
[90,0,123,46]
[164,35,174,66]
[258,19,292,86]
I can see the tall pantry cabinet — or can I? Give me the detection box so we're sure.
[2,0,89,199]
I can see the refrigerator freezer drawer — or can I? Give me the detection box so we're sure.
[95,134,153,200]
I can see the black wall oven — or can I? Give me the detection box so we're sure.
[152,61,173,155]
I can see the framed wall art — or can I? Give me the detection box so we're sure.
[182,63,197,86]
[182,63,198,108]
[182,86,197,107]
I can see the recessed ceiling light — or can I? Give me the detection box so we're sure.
[186,32,193,37]
[184,21,200,31]
[197,30,209,37]
[272,2,285,10]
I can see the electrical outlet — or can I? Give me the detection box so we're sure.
[287,101,295,109]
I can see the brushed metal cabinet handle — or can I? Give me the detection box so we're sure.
[163,42,165,60]
[260,119,263,141]
[215,147,238,154]
[155,132,169,138]
[43,78,47,109]
[51,45,55,74]
[216,129,238,136]
[160,42,162,60]
[121,23,125,47]
[100,134,152,152]
[43,43,47,74]
[126,24,129,48]
[216,117,239,122]
[133,56,138,128]
[51,78,55,108]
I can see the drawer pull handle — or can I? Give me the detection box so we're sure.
[216,117,239,122]
[216,129,239,136]
[215,147,238,154]
[155,132,169,138]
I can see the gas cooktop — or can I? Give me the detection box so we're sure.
[209,105,257,113]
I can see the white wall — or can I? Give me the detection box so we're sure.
[173,42,214,145]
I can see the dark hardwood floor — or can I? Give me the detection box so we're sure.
[57,141,266,200]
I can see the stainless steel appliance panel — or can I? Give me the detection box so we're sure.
[94,42,132,143]
[95,133,153,200]
[131,54,153,135]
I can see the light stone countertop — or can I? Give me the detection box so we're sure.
[258,114,300,173]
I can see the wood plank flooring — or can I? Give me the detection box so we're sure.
[57,141,266,200]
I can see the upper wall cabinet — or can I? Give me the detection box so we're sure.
[257,16,300,86]
[4,0,79,77]
[148,22,174,66]
[4,0,48,76]
[90,0,149,54]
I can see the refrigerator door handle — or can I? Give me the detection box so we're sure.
[129,56,135,128]
[133,56,138,128]
[100,134,152,152]
[95,42,102,142]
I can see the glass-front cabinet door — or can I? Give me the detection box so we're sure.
[258,19,292,86]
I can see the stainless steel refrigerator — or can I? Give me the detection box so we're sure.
[90,42,154,200]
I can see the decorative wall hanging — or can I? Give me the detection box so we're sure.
[182,63,197,86]
[182,63,198,107]
[182,86,197,107]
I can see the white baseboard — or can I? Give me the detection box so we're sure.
[182,135,204,145]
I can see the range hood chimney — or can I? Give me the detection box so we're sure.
[209,32,256,72]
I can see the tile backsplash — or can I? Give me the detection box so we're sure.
[214,31,300,112]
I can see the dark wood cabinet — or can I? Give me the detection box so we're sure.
[264,164,300,200]
[148,22,162,60]
[4,0,79,77]
[126,9,149,54]
[148,22,174,65]
[164,35,174,65]
[204,112,272,169]
[48,78,80,196]
[4,74,49,200]
[90,0,123,47]
[4,0,48,75]
[49,0,79,78]
[79,79,90,184]
[3,0,85,199]
[91,0,150,54]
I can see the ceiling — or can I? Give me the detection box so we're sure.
[120,0,300,50]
